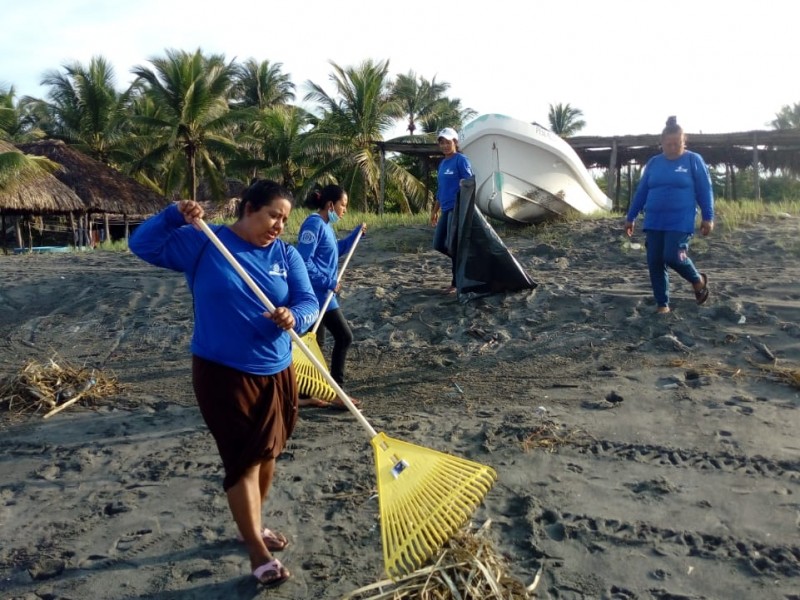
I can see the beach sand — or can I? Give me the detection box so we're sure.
[1,215,798,599]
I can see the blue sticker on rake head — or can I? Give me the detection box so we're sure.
[391,460,409,478]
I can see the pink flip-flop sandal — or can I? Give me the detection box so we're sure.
[253,558,290,587]
[237,528,289,551]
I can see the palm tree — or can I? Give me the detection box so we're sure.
[31,56,129,163]
[419,97,477,136]
[130,48,245,201]
[770,102,800,130]
[230,104,315,192]
[0,86,43,142]
[231,58,295,109]
[547,102,586,137]
[303,59,426,212]
[390,71,449,136]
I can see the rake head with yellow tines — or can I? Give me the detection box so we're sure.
[293,331,337,402]
[292,226,364,404]
[196,219,497,579]
[371,432,497,579]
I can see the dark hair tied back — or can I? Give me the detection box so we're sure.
[662,115,684,138]
[237,178,292,219]
[304,184,345,210]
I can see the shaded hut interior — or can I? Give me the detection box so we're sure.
[0,140,87,250]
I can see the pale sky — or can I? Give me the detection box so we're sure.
[2,0,796,137]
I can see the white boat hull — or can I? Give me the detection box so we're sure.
[461,114,613,224]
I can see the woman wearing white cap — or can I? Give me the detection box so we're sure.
[431,127,474,294]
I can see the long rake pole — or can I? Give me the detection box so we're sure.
[196,220,377,438]
[311,226,363,335]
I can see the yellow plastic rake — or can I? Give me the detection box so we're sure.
[197,220,497,579]
[292,227,363,403]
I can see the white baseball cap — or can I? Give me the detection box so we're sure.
[437,127,458,141]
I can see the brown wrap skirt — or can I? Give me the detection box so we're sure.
[192,355,298,491]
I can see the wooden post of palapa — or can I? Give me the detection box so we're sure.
[379,145,386,216]
[607,139,618,208]
[751,132,761,202]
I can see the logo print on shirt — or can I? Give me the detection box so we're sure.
[299,230,316,244]
[269,262,287,278]
[443,168,455,175]
[675,166,688,173]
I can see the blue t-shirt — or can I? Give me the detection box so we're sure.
[627,151,714,233]
[295,213,361,312]
[437,153,474,212]
[129,204,319,375]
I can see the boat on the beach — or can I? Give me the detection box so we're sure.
[460,114,613,224]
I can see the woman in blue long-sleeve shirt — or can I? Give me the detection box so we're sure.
[431,127,474,294]
[625,116,714,314]
[129,179,318,588]
[296,184,365,404]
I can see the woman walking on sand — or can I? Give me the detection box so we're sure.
[625,116,714,314]
[295,184,365,407]
[129,179,318,588]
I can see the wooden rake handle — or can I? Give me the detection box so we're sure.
[196,219,378,439]
[311,226,364,335]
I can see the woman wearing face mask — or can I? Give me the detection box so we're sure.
[296,184,366,406]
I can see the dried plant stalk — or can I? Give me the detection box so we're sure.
[522,420,589,452]
[0,355,123,418]
[343,521,537,600]
[748,359,800,389]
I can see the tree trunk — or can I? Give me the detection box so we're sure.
[188,149,197,201]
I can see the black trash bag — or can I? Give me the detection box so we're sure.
[450,179,537,301]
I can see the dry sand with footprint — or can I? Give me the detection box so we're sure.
[1,214,798,599]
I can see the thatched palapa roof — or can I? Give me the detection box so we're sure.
[568,129,800,171]
[16,140,169,217]
[0,140,86,215]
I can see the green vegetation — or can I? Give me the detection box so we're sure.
[3,50,799,255]
[547,103,586,138]
[1,51,477,214]
[714,198,800,232]
[494,198,800,248]
[95,238,130,253]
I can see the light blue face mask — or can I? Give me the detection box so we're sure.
[327,209,340,224]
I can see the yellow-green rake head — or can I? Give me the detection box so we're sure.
[370,432,497,579]
[292,332,337,402]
